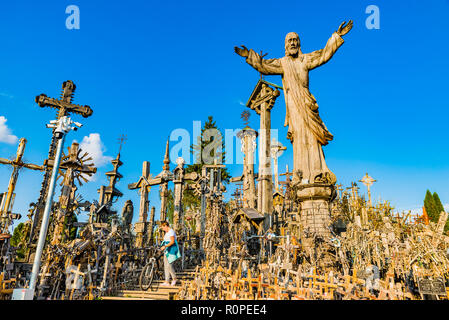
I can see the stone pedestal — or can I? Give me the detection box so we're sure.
[296,183,335,242]
[296,183,336,268]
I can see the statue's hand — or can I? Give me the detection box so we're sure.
[234,45,249,58]
[337,20,353,36]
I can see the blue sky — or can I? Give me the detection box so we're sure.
[0,0,448,230]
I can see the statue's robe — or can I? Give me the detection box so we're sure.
[245,32,344,183]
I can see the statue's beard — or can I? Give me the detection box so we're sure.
[286,46,300,57]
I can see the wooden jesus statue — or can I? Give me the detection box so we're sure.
[235,21,353,185]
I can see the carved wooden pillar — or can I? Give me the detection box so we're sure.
[247,80,280,217]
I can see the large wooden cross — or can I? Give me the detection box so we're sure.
[0,138,44,234]
[30,80,93,245]
[279,164,293,197]
[128,140,173,246]
[35,80,93,119]
[128,161,153,247]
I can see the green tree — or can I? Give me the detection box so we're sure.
[63,212,78,241]
[432,192,448,233]
[433,192,445,216]
[184,116,231,209]
[10,223,26,260]
[187,116,231,180]
[424,190,438,223]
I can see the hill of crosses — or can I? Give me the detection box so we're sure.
[1,20,448,301]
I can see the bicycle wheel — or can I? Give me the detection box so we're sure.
[139,260,156,291]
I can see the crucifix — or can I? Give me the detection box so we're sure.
[230,125,258,209]
[335,184,344,199]
[231,184,244,208]
[30,80,93,245]
[189,166,210,246]
[346,182,360,210]
[188,161,226,250]
[270,138,287,192]
[279,164,293,197]
[172,157,198,236]
[0,138,44,234]
[359,173,377,206]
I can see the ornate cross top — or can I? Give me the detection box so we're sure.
[59,142,97,186]
[359,173,376,206]
[117,134,127,154]
[241,110,251,127]
[35,80,93,119]
[360,173,376,188]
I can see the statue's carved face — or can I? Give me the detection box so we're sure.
[285,32,300,57]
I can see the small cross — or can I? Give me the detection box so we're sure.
[359,173,376,206]
[117,134,127,154]
[241,110,251,127]
[336,184,344,199]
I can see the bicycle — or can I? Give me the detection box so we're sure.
[139,248,164,291]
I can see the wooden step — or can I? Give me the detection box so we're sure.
[102,296,154,301]
[119,292,170,299]
[100,268,197,300]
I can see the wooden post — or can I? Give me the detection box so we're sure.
[246,80,280,219]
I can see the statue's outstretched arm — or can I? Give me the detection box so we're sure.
[307,20,352,71]
[307,34,344,70]
[235,45,282,75]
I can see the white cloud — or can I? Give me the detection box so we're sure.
[0,116,18,144]
[445,203,449,211]
[78,133,113,180]
[0,92,14,99]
